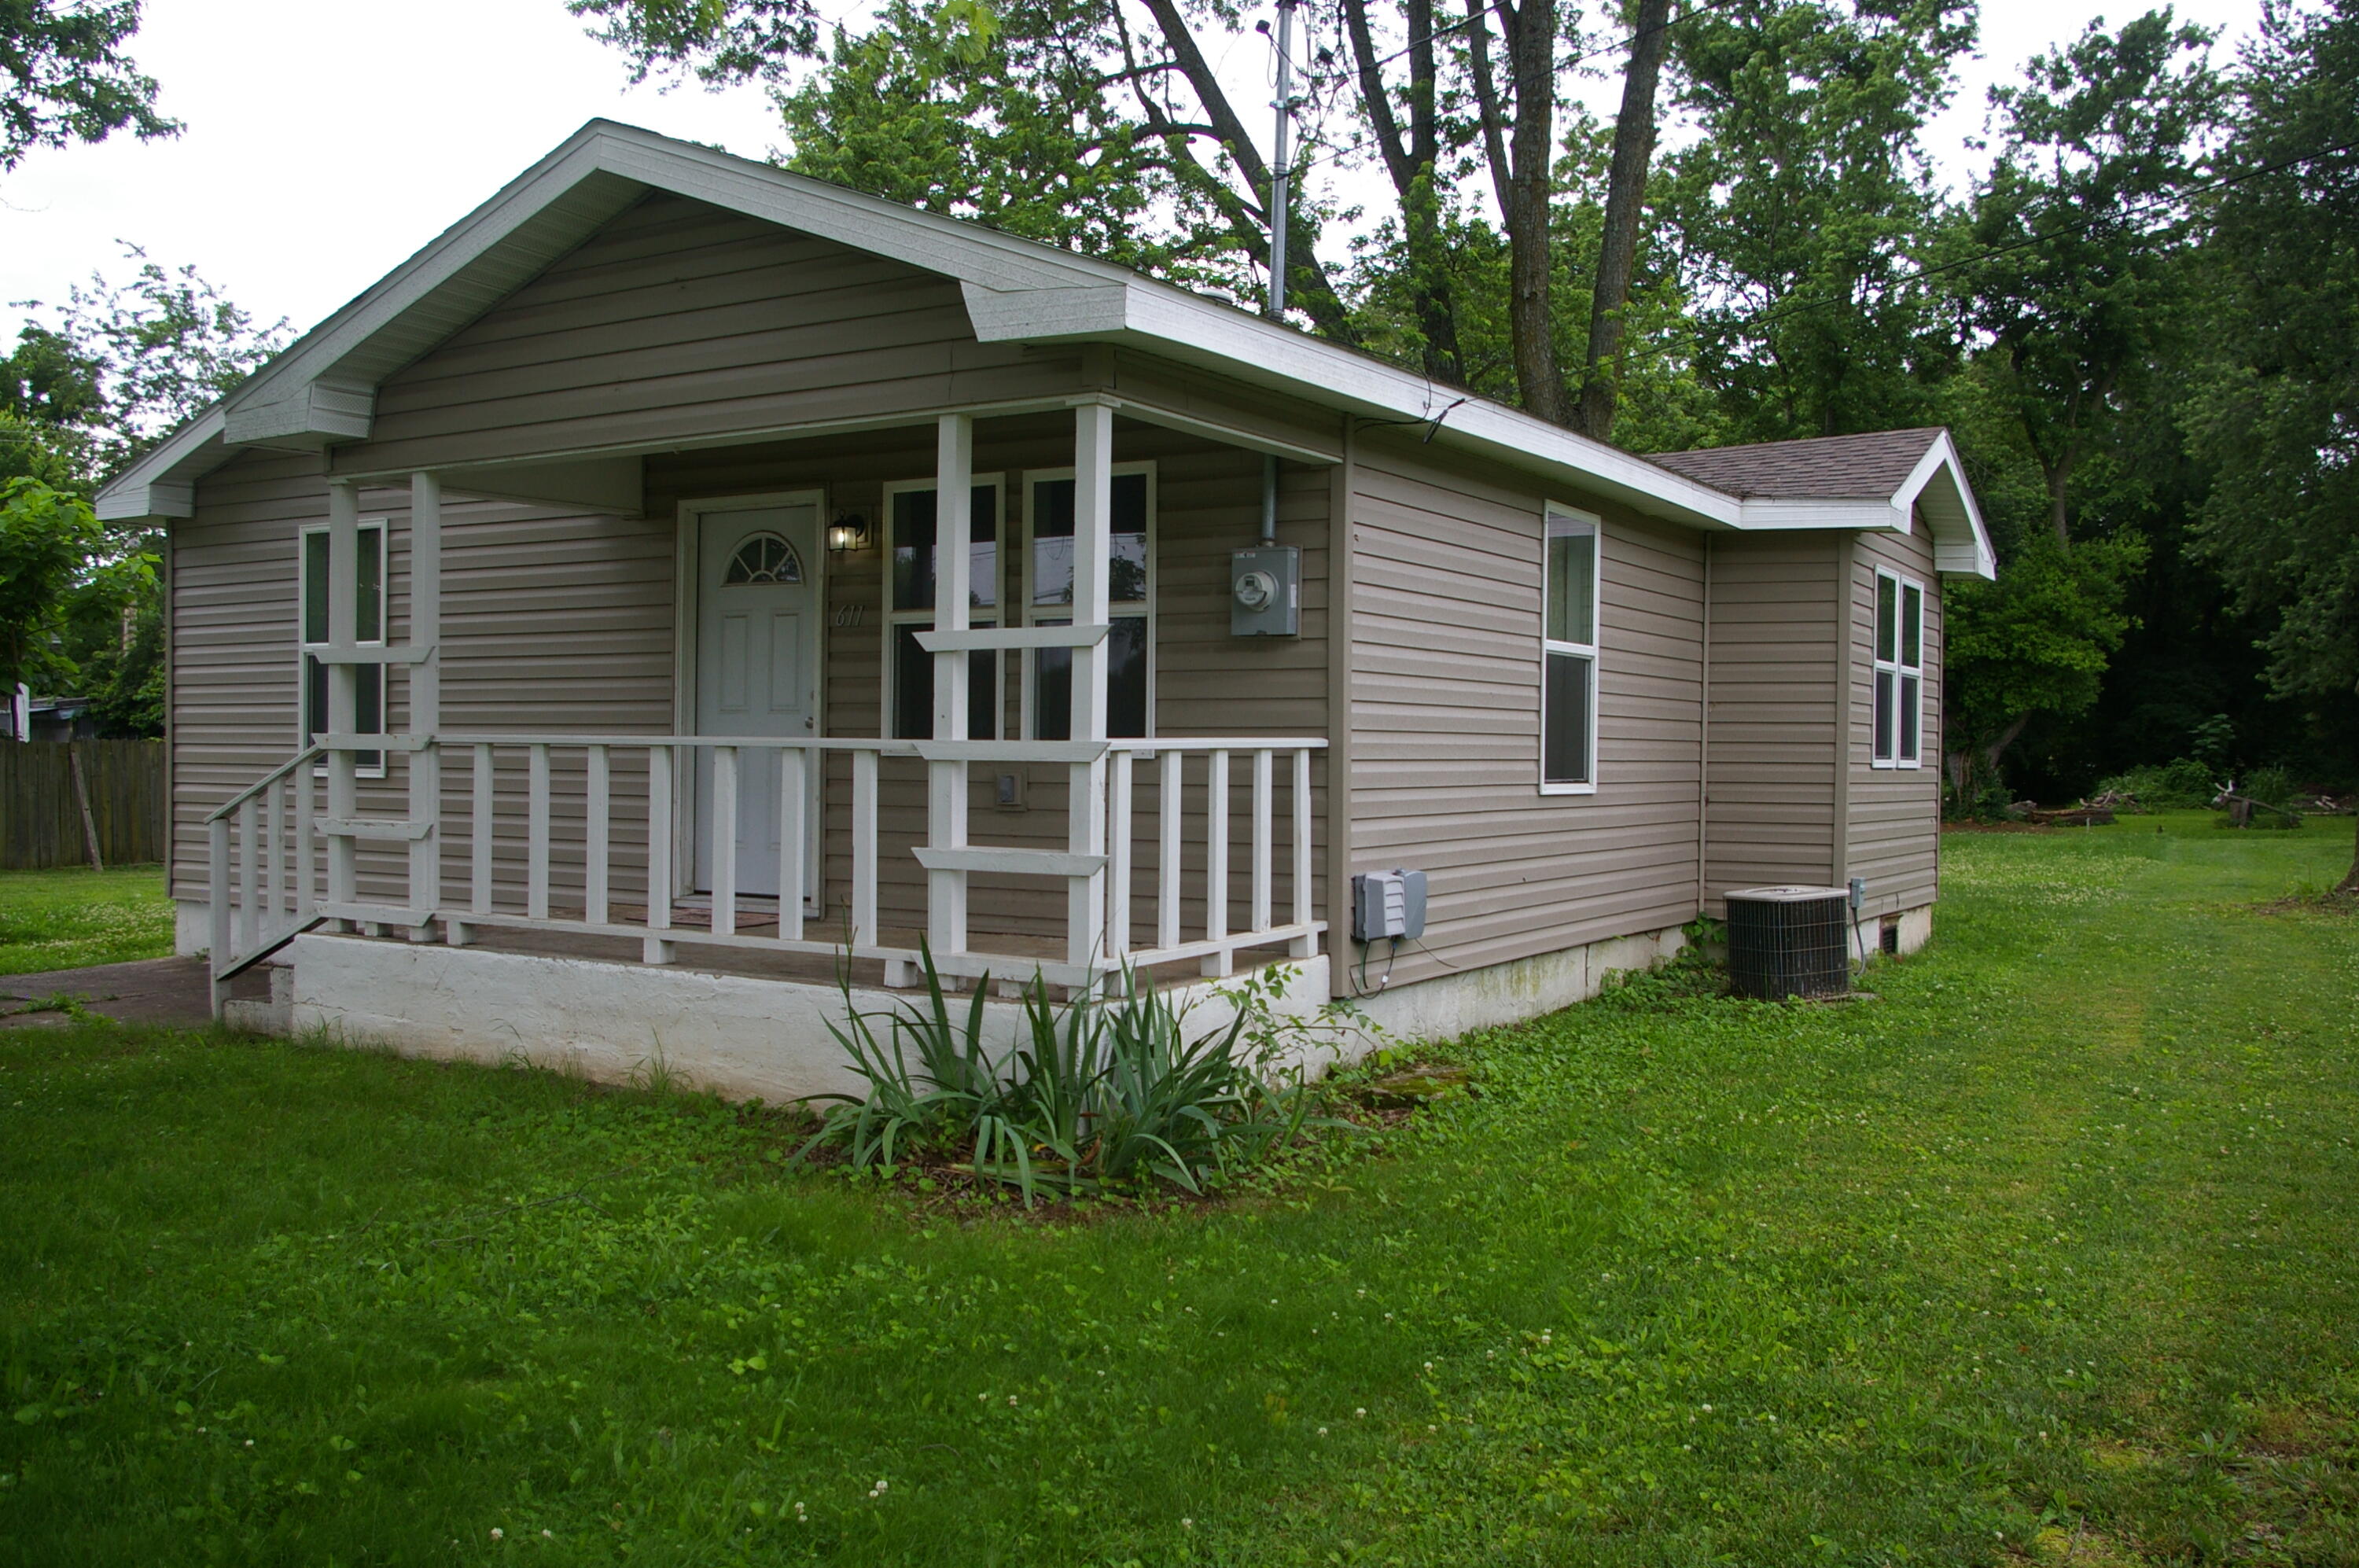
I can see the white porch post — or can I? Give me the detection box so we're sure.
[323,480,360,930]
[1068,400,1113,974]
[927,412,973,963]
[406,471,442,940]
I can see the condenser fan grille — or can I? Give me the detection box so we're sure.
[1723,887,1850,999]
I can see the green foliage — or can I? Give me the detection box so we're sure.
[3,822,2357,1559]
[1658,0,1976,442]
[2186,0,2359,709]
[805,946,1342,1203]
[1944,530,2145,793]
[0,0,178,171]
[0,477,102,693]
[2096,756,2219,810]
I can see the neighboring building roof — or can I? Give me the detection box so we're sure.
[96,120,1994,578]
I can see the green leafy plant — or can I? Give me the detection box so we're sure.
[803,945,1349,1204]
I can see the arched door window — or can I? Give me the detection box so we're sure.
[723,532,804,585]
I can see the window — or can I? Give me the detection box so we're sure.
[1872,567,1926,768]
[1540,507,1599,791]
[1023,467,1152,741]
[300,521,385,775]
[723,532,803,584]
[885,479,1001,741]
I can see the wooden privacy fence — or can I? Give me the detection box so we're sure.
[0,740,167,870]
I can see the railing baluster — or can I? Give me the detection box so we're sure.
[645,744,675,964]
[237,797,259,951]
[208,816,230,1019]
[585,744,609,926]
[1202,748,1231,977]
[1158,749,1182,951]
[1291,747,1317,957]
[451,742,491,945]
[1250,746,1273,935]
[1107,749,1132,962]
[712,745,738,937]
[264,776,284,921]
[527,742,551,920]
[295,762,315,923]
[778,746,805,943]
[852,747,878,950]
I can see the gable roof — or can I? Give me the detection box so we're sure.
[97,120,1994,577]
[1653,428,1948,498]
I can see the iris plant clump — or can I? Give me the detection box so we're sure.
[802,945,1351,1203]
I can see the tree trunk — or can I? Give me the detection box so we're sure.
[1467,0,1572,423]
[1573,0,1673,441]
[1342,0,1464,383]
[2339,812,2359,896]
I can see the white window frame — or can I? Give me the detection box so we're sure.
[880,473,1007,742]
[299,517,388,779]
[1871,566,1927,771]
[1539,505,1601,796]
[1018,462,1156,742]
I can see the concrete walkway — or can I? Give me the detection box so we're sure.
[0,955,236,1029]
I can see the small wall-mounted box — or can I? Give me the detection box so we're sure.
[1231,545,1300,637]
[1351,868,1427,943]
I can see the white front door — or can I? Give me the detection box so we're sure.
[694,503,823,904]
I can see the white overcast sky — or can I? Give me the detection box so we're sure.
[0,0,2262,340]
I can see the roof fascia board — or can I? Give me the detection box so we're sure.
[968,278,1746,529]
[1736,498,1907,532]
[94,406,226,522]
[1891,429,1997,578]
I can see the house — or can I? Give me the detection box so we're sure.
[98,122,1993,1098]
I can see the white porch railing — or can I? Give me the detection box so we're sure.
[204,731,1325,1014]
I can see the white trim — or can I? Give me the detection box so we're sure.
[299,517,388,779]
[1871,565,1927,770]
[1539,504,1601,795]
[94,405,223,522]
[675,489,829,912]
[1018,462,1155,743]
[880,473,1007,742]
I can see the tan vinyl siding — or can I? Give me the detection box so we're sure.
[167,451,674,907]
[1702,533,1842,911]
[1344,433,1705,987]
[1846,522,1943,914]
[336,192,1082,477]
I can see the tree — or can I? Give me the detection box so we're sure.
[0,476,102,694]
[1942,529,2144,808]
[1658,0,1975,443]
[2186,0,2359,887]
[1951,9,2219,544]
[0,0,177,171]
[1573,0,1673,440]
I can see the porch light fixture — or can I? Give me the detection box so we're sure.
[826,512,872,554]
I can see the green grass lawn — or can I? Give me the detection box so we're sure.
[0,864,175,977]
[2,816,2353,1566]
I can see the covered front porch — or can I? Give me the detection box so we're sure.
[204,401,1332,1020]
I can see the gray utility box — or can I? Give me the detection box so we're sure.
[1352,869,1427,942]
[1230,546,1301,637]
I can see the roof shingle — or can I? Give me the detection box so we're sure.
[1649,428,1945,500]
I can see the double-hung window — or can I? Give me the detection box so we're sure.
[1872,568,1925,768]
[1540,506,1599,792]
[885,479,1003,741]
[300,520,386,775]
[1022,466,1152,740]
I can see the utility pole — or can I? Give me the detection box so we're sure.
[1266,0,1296,318]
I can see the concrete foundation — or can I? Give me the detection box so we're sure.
[1347,923,1687,1043]
[281,934,1344,1103]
